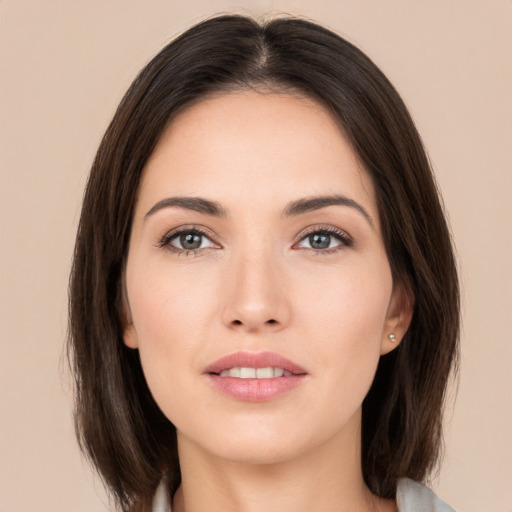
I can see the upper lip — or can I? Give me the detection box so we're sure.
[204,351,307,375]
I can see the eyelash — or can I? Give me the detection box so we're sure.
[297,226,353,254]
[157,225,353,257]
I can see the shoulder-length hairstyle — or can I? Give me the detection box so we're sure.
[68,14,459,512]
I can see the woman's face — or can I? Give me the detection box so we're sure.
[123,91,411,464]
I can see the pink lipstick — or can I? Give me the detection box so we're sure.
[204,351,307,402]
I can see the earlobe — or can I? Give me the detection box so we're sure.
[120,273,139,349]
[380,280,414,355]
[123,322,139,349]
[121,300,139,349]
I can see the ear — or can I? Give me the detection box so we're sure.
[120,279,139,349]
[123,318,139,349]
[380,279,414,355]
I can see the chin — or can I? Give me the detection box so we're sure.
[178,421,311,466]
[211,439,302,466]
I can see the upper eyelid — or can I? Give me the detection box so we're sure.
[297,225,348,236]
[160,225,218,241]
[295,225,352,241]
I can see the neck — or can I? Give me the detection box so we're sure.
[171,411,396,512]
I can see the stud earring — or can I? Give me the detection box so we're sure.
[388,333,397,342]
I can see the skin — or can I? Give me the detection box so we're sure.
[123,91,412,512]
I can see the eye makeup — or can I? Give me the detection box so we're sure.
[156,223,353,258]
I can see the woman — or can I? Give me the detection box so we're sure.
[68,14,459,512]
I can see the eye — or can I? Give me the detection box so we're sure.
[159,227,218,255]
[295,227,352,253]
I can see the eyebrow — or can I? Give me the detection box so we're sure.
[282,195,373,226]
[145,197,227,218]
[145,194,373,227]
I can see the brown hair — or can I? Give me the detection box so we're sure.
[68,14,459,511]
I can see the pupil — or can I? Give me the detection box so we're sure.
[310,233,330,249]
[180,232,202,250]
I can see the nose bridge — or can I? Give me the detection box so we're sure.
[221,239,289,332]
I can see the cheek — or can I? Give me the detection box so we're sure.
[129,258,217,339]
[125,244,393,443]
[297,257,392,340]
[295,259,392,404]
[126,262,219,401]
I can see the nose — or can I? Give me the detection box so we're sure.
[221,248,290,334]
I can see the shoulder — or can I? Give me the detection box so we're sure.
[397,478,456,512]
[152,477,172,512]
[153,477,457,512]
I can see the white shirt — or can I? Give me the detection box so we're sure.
[152,477,456,511]
[396,478,456,511]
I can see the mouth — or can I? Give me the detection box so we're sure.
[204,351,307,377]
[216,367,294,378]
[204,351,307,401]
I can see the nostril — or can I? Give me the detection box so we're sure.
[231,319,277,326]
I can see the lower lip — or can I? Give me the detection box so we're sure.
[206,374,306,402]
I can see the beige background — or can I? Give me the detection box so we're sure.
[1,1,510,511]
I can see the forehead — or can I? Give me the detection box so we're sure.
[137,91,377,219]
